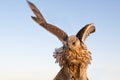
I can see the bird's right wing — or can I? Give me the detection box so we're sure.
[76,23,95,42]
[27,1,68,41]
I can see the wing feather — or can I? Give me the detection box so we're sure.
[76,23,95,42]
[27,1,68,41]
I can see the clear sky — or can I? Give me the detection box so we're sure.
[0,0,120,80]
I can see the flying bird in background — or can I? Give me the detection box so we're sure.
[27,1,95,80]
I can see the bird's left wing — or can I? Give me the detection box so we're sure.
[76,23,95,42]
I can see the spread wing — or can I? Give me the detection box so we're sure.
[27,1,68,41]
[76,23,95,42]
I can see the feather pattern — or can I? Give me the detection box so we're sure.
[27,1,95,80]
[76,23,95,42]
[53,42,91,80]
[27,1,68,41]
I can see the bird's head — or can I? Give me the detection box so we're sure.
[65,35,81,50]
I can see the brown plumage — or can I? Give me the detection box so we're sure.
[27,1,95,80]
[53,36,92,80]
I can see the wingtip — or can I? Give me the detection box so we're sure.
[88,23,94,26]
[87,23,95,30]
[27,0,33,6]
[26,0,30,4]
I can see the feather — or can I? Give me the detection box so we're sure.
[27,1,68,41]
[27,1,95,80]
[76,23,95,42]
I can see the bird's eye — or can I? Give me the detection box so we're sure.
[72,42,75,45]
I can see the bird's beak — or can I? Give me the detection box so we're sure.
[62,42,70,50]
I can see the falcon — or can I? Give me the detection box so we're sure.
[27,1,95,80]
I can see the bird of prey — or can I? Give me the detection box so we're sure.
[27,1,95,80]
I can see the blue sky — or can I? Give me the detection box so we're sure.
[0,0,120,80]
